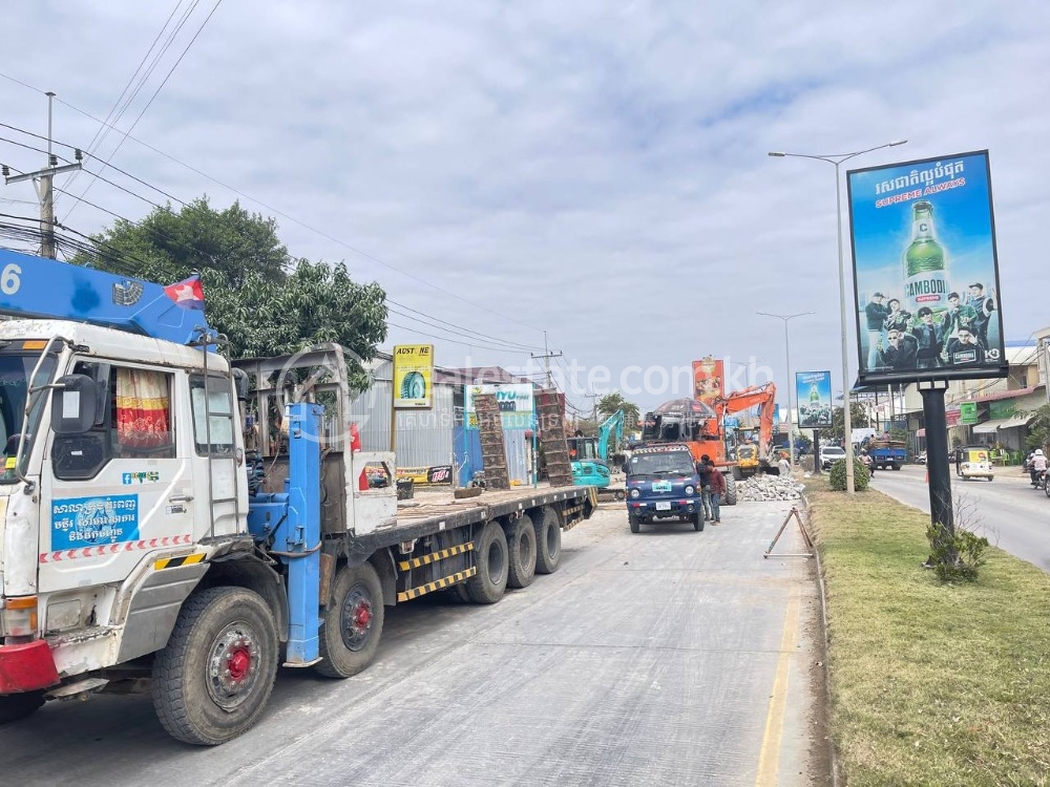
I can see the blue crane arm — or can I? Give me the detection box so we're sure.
[597,409,625,461]
[0,248,213,345]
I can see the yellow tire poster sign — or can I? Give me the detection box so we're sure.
[393,344,433,409]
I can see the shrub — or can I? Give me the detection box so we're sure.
[828,458,871,491]
[925,523,990,582]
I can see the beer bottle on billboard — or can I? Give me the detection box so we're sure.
[903,200,948,314]
[809,384,819,404]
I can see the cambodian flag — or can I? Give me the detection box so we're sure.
[163,275,205,310]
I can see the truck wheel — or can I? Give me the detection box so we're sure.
[629,514,640,533]
[151,586,278,745]
[504,514,537,589]
[723,475,738,506]
[315,562,385,679]
[533,507,562,573]
[731,466,743,482]
[0,691,45,724]
[693,512,704,532]
[467,521,509,603]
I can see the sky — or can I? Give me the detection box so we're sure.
[1,1,1047,415]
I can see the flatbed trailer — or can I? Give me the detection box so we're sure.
[0,250,596,744]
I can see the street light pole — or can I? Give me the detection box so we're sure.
[757,311,813,470]
[768,140,907,492]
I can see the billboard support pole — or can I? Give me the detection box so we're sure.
[812,429,821,475]
[918,379,955,563]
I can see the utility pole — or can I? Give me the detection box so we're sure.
[583,392,599,430]
[530,330,562,389]
[3,92,81,259]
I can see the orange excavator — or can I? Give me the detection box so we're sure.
[639,382,779,504]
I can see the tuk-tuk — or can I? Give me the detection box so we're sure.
[957,447,995,481]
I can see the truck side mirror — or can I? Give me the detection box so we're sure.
[50,374,99,435]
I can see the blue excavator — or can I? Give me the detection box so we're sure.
[568,409,625,492]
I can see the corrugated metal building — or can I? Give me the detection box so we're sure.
[350,354,535,485]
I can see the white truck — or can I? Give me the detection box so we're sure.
[0,249,595,744]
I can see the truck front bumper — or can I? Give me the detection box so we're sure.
[629,499,700,519]
[0,640,60,693]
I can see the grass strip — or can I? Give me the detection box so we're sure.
[806,477,1050,787]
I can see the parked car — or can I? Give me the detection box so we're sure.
[820,445,847,470]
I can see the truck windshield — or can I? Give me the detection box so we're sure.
[0,351,58,483]
[628,451,694,477]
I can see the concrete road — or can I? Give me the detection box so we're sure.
[0,502,825,787]
[870,464,1050,572]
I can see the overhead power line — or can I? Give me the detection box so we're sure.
[63,0,225,222]
[0,69,548,347]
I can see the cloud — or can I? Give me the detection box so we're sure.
[0,0,1047,412]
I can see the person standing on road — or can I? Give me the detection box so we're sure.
[706,457,724,524]
[696,454,713,522]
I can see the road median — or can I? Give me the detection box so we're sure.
[805,476,1050,786]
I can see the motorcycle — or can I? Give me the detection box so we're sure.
[1031,468,1047,490]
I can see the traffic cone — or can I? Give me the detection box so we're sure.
[924,469,929,484]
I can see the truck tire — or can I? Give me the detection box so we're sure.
[151,586,278,746]
[315,562,385,679]
[629,514,641,534]
[467,521,509,603]
[400,371,427,401]
[693,512,704,532]
[723,474,738,506]
[533,507,562,574]
[504,514,537,589]
[731,465,743,482]
[0,691,45,724]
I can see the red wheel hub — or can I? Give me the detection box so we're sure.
[227,646,252,681]
[353,602,372,629]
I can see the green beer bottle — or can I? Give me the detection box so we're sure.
[903,200,948,314]
[809,384,819,404]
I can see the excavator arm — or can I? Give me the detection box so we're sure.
[597,409,625,461]
[719,383,777,461]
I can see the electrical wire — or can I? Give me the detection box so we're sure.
[48,95,545,334]
[63,0,224,221]
[1,68,548,346]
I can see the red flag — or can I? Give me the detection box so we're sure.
[163,275,205,310]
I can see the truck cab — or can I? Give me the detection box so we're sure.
[624,444,703,533]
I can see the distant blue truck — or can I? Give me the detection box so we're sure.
[869,440,907,471]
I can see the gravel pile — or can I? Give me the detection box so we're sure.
[738,473,805,502]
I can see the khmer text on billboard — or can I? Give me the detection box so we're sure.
[847,150,1007,385]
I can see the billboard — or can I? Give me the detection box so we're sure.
[465,384,534,430]
[796,370,832,429]
[692,358,724,411]
[847,150,1007,384]
[393,344,433,409]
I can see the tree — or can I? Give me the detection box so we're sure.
[819,402,870,444]
[1025,403,1050,452]
[83,197,290,287]
[74,198,387,376]
[596,391,640,430]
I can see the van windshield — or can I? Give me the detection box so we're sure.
[0,350,58,483]
[628,451,695,478]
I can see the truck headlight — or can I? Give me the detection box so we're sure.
[629,488,640,499]
[685,485,695,496]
